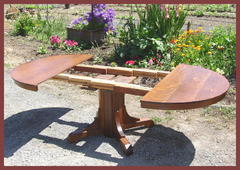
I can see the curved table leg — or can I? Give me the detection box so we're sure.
[115,109,133,155]
[120,106,154,130]
[67,118,102,143]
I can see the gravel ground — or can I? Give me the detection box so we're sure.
[4,68,236,166]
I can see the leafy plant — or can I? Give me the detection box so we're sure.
[37,45,48,54]
[93,55,104,64]
[136,4,187,41]
[11,13,35,36]
[31,16,67,43]
[114,4,187,68]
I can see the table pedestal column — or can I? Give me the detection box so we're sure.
[67,89,154,155]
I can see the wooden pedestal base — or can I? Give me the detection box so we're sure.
[67,89,154,155]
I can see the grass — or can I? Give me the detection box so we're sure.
[203,105,236,121]
[30,15,68,43]
[16,4,54,9]
[151,115,174,124]
[4,63,12,69]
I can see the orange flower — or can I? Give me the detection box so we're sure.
[171,39,179,44]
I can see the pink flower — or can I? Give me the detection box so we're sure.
[125,60,135,65]
[160,4,165,11]
[50,35,62,45]
[64,40,78,47]
[148,59,154,65]
[165,7,170,19]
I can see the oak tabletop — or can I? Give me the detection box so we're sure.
[11,54,92,91]
[141,64,229,110]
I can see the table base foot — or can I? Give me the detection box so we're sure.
[120,107,154,130]
[119,137,133,156]
[67,118,102,143]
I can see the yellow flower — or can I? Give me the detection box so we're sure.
[177,44,183,47]
[181,54,186,56]
[194,46,201,51]
[177,48,181,51]
[198,27,203,30]
[216,68,225,75]
[207,51,212,55]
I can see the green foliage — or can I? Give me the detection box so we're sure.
[170,26,236,78]
[110,62,118,67]
[37,45,48,54]
[114,4,187,67]
[204,4,232,12]
[62,44,81,54]
[136,4,187,41]
[31,16,67,43]
[11,13,67,43]
[11,13,35,36]
[16,4,54,9]
[204,106,235,120]
[192,10,204,17]
[93,55,104,64]
[151,115,174,124]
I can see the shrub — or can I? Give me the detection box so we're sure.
[11,13,35,36]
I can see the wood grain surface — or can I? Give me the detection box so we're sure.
[11,54,92,91]
[141,64,229,110]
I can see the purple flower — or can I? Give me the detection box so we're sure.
[71,4,115,32]
[71,17,83,25]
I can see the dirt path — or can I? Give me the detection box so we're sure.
[4,7,236,166]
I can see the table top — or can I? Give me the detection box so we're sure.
[11,54,229,110]
[11,54,92,91]
[140,64,229,110]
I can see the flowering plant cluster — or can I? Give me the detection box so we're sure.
[50,35,62,49]
[115,4,187,70]
[64,40,78,47]
[71,4,115,32]
[170,26,235,77]
[49,35,80,53]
